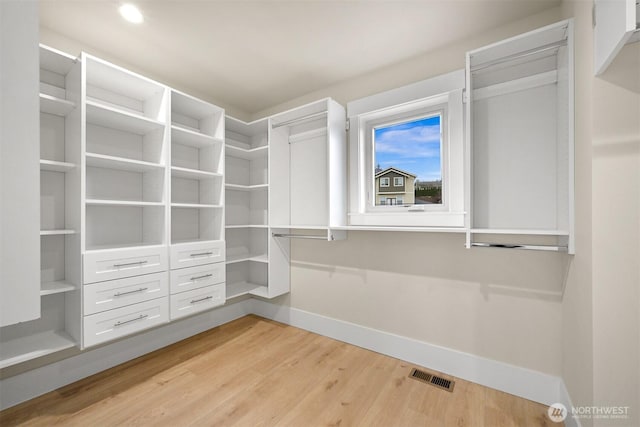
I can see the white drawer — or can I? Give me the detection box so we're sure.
[170,284,225,321]
[170,263,225,294]
[84,246,167,284]
[83,297,168,348]
[170,241,225,270]
[84,272,169,315]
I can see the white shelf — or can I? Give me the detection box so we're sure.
[40,159,75,173]
[225,183,268,192]
[470,228,570,236]
[40,44,76,76]
[171,203,222,209]
[334,226,468,234]
[225,224,268,229]
[270,225,330,230]
[86,99,164,135]
[40,93,75,116]
[226,253,268,265]
[86,199,164,207]
[0,330,76,369]
[86,153,164,173]
[40,281,76,296]
[40,229,75,236]
[226,281,266,299]
[85,242,164,252]
[171,166,222,180]
[225,144,268,161]
[172,125,222,148]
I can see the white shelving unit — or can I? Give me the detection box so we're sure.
[224,117,274,299]
[1,44,81,369]
[169,90,226,320]
[594,0,639,75]
[80,53,171,348]
[466,20,574,253]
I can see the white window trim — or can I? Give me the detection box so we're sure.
[393,177,404,187]
[380,177,390,187]
[347,69,466,228]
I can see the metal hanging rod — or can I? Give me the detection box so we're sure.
[470,242,567,252]
[272,233,331,241]
[470,39,568,74]
[271,111,327,129]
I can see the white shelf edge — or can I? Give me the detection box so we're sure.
[40,229,76,236]
[225,224,268,229]
[40,281,76,296]
[226,281,266,299]
[86,199,164,207]
[171,124,223,148]
[0,330,76,369]
[225,183,269,191]
[170,239,224,246]
[84,242,166,252]
[86,152,164,172]
[40,159,76,173]
[269,225,330,230]
[86,99,164,134]
[470,228,570,236]
[171,166,223,179]
[335,225,467,233]
[225,144,268,160]
[171,203,223,209]
[225,254,268,265]
[39,93,75,116]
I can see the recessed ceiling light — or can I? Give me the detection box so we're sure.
[119,3,144,24]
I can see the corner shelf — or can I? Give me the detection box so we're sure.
[225,183,268,192]
[40,281,76,296]
[0,330,76,369]
[40,159,76,173]
[40,93,75,116]
[225,144,268,161]
[226,281,267,299]
[40,229,76,236]
[226,253,268,265]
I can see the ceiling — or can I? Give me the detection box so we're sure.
[40,0,560,117]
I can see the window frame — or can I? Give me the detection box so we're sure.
[347,70,465,228]
[379,177,390,187]
[393,176,404,187]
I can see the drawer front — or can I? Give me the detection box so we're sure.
[170,241,225,270]
[84,246,168,284]
[84,272,169,315]
[170,284,225,321]
[83,297,169,348]
[169,263,225,294]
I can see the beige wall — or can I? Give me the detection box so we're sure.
[592,41,640,427]
[266,7,570,376]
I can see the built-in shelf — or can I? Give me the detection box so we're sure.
[226,281,267,299]
[226,253,268,265]
[470,229,570,236]
[171,203,222,209]
[40,281,76,296]
[86,153,164,173]
[225,144,268,161]
[40,229,75,236]
[0,330,76,369]
[85,242,165,252]
[40,93,75,116]
[86,199,164,207]
[334,226,468,234]
[171,166,222,180]
[39,159,76,173]
[171,125,223,148]
[86,99,164,135]
[225,183,268,192]
[225,224,268,229]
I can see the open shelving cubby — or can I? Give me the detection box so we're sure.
[466,20,574,253]
[83,54,169,253]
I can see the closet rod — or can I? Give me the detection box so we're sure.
[272,233,329,241]
[271,111,327,129]
[470,242,567,252]
[470,39,567,73]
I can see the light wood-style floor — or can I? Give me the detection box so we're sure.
[0,315,560,426]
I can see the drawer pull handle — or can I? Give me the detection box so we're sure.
[190,296,213,304]
[113,260,148,268]
[113,287,148,297]
[114,314,148,327]
[190,252,213,257]
[190,274,213,281]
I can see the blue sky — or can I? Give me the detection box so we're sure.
[374,115,442,182]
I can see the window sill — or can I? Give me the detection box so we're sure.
[348,212,466,228]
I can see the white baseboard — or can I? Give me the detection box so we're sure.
[0,300,252,411]
[2,297,573,417]
[250,299,565,407]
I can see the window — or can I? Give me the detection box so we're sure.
[347,70,465,227]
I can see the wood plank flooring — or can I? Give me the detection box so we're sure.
[0,315,560,426]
